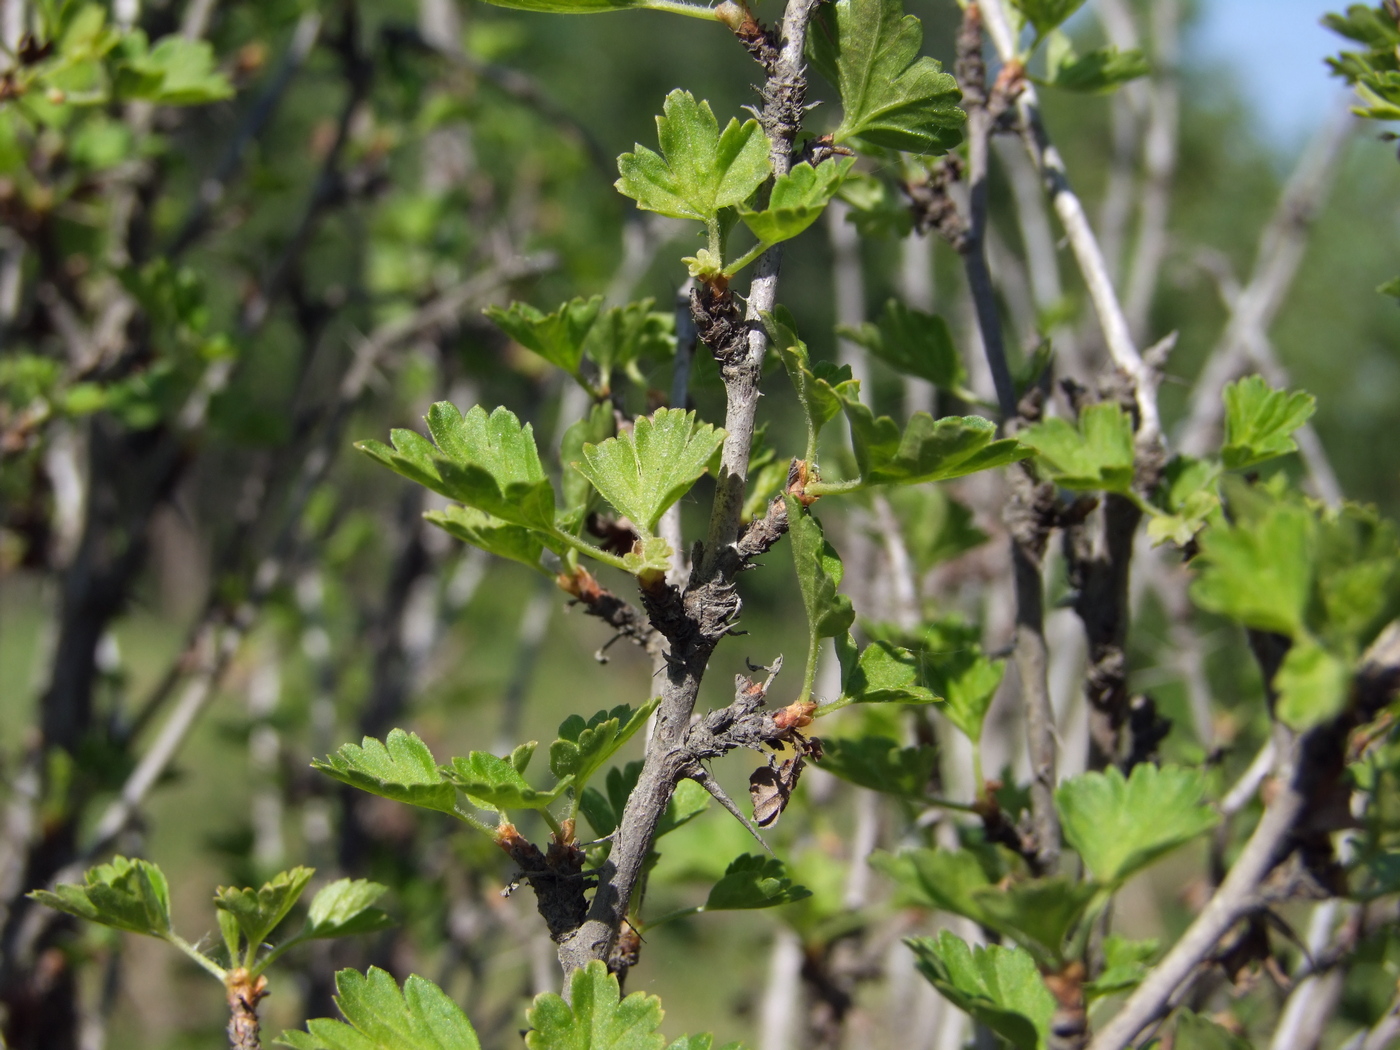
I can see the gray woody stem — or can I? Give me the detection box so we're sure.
[701,0,819,574]
[557,0,820,979]
[978,0,1161,446]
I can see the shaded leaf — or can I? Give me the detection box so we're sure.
[214,867,313,951]
[304,879,394,940]
[704,855,812,910]
[1190,501,1315,637]
[738,158,855,247]
[1043,39,1150,93]
[839,397,1031,487]
[838,299,970,393]
[887,485,988,570]
[816,735,936,797]
[786,498,856,641]
[560,401,616,519]
[573,409,724,534]
[485,296,603,378]
[908,931,1055,1050]
[808,0,965,154]
[583,300,675,388]
[1174,1010,1253,1050]
[921,623,1005,744]
[1055,764,1218,886]
[1009,0,1088,39]
[313,730,458,816]
[448,752,570,813]
[1146,455,1222,547]
[1018,402,1135,493]
[1221,376,1316,471]
[839,640,939,704]
[276,966,481,1050]
[549,699,661,795]
[29,856,172,939]
[117,35,234,104]
[424,505,545,571]
[968,878,1097,965]
[1274,637,1352,731]
[1084,936,1158,999]
[616,90,770,223]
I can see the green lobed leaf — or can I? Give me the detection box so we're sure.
[312,730,459,816]
[1055,763,1218,886]
[1083,936,1159,999]
[1189,501,1315,637]
[304,878,394,940]
[1274,638,1353,731]
[1042,37,1151,93]
[1018,402,1135,493]
[968,878,1097,965]
[887,486,988,570]
[1220,376,1317,471]
[549,699,661,796]
[214,867,314,952]
[839,397,1032,487]
[1146,455,1222,548]
[474,0,666,12]
[1009,0,1089,40]
[908,931,1056,1050]
[561,401,617,520]
[837,299,970,394]
[786,497,856,642]
[356,404,557,532]
[839,640,939,704]
[816,736,936,797]
[737,157,855,247]
[276,967,481,1050]
[424,505,546,571]
[873,847,992,916]
[1313,503,1400,650]
[615,90,770,223]
[526,960,666,1050]
[583,300,675,389]
[807,0,965,154]
[116,35,233,104]
[448,752,570,813]
[484,296,603,378]
[29,856,173,939]
[765,308,860,450]
[704,854,812,911]
[920,623,1005,744]
[573,408,725,534]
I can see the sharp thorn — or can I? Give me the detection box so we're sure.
[688,768,775,856]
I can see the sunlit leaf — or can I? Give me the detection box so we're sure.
[1190,501,1315,637]
[704,855,812,911]
[214,867,313,951]
[1220,376,1317,471]
[908,932,1055,1050]
[485,296,603,378]
[787,498,856,642]
[276,967,481,1050]
[312,730,458,816]
[839,397,1031,487]
[448,752,571,813]
[303,879,394,940]
[1018,402,1135,493]
[737,158,854,247]
[424,505,546,571]
[1274,637,1352,730]
[549,699,661,796]
[29,856,173,939]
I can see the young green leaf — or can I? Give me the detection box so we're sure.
[1220,376,1317,471]
[1274,637,1352,731]
[448,752,570,812]
[580,764,709,841]
[312,730,459,816]
[1379,276,1400,300]
[214,867,314,952]
[29,856,173,939]
[303,878,394,940]
[1042,39,1151,93]
[921,626,1005,744]
[548,698,661,795]
[423,505,546,572]
[764,309,860,456]
[815,736,936,797]
[1145,455,1222,548]
[582,300,675,389]
[704,854,812,910]
[786,497,857,642]
[807,0,965,154]
[357,404,558,532]
[116,35,234,104]
[526,960,666,1050]
[560,401,616,520]
[1189,501,1315,637]
[838,299,970,394]
[834,398,1031,489]
[908,931,1056,1050]
[1055,763,1219,886]
[839,640,939,704]
[573,408,725,534]
[1008,0,1089,40]
[276,967,481,1050]
[615,90,770,223]
[737,157,855,248]
[1018,402,1136,493]
[969,878,1098,966]
[1083,936,1159,999]
[484,296,603,379]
